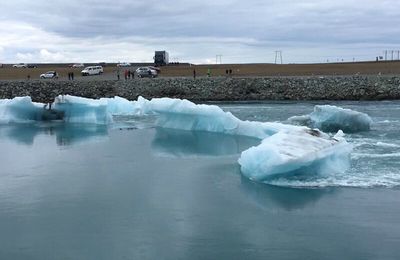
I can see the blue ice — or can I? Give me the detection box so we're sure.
[288,105,372,133]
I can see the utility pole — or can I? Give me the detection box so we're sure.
[384,50,388,61]
[215,55,222,64]
[391,50,394,61]
[274,51,282,64]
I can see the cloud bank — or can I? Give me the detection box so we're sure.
[0,0,399,63]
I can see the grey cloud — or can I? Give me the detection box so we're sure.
[0,0,400,63]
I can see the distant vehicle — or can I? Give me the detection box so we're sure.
[81,66,103,76]
[136,67,158,78]
[13,63,27,68]
[148,66,161,72]
[27,64,37,68]
[40,71,58,79]
[117,62,131,67]
[71,63,84,68]
[154,51,169,66]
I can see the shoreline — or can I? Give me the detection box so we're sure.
[1,76,400,102]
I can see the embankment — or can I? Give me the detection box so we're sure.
[1,76,399,102]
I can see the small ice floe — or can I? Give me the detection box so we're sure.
[288,105,372,133]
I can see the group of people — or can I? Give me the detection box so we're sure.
[192,68,233,79]
[117,69,135,80]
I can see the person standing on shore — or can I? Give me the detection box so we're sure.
[207,68,211,77]
[71,72,74,80]
[193,69,196,79]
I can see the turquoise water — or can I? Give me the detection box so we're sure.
[0,101,400,259]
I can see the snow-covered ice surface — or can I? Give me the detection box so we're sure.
[238,130,352,182]
[288,105,372,133]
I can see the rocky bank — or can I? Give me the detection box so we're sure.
[0,76,400,102]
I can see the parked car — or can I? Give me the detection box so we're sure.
[136,67,158,78]
[71,63,84,68]
[40,71,58,79]
[117,62,131,67]
[81,66,103,76]
[13,63,27,68]
[27,64,37,68]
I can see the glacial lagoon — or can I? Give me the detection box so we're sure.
[0,100,400,259]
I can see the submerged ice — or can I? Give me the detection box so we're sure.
[288,105,372,133]
[0,95,352,182]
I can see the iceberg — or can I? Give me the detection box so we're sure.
[238,129,352,181]
[142,97,351,180]
[0,95,144,125]
[0,96,62,123]
[53,95,112,124]
[288,105,372,133]
[144,97,300,139]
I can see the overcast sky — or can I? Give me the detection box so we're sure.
[0,0,399,64]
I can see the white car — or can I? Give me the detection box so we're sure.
[117,62,131,67]
[72,63,84,68]
[81,66,103,76]
[13,63,27,68]
[136,67,158,78]
[40,71,58,79]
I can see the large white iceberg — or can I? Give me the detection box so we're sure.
[288,105,372,133]
[143,97,300,139]
[238,130,352,181]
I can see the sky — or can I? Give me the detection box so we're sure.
[0,0,399,64]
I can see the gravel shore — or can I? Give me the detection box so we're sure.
[1,76,400,103]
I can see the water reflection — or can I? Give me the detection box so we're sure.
[151,128,260,157]
[240,175,333,210]
[0,123,109,146]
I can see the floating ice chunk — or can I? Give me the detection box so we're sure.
[0,96,47,123]
[288,105,372,133]
[54,95,112,124]
[0,95,148,124]
[145,97,300,139]
[239,129,352,181]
